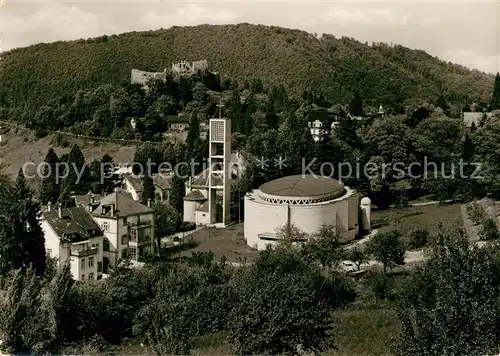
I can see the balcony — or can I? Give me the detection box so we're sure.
[128,234,152,245]
[70,243,98,257]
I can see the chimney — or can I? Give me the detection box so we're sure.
[47,201,51,212]
[147,198,152,208]
[58,204,62,219]
[90,194,95,204]
[110,204,115,217]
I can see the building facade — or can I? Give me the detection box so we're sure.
[92,190,155,270]
[42,205,104,281]
[244,175,369,251]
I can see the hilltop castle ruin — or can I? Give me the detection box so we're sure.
[131,60,209,88]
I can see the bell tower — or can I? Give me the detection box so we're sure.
[208,99,231,226]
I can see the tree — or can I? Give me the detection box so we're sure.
[413,117,462,164]
[169,174,185,214]
[0,170,46,279]
[228,247,334,355]
[479,218,500,241]
[361,117,414,164]
[0,268,55,354]
[185,111,200,161]
[141,174,155,206]
[348,91,363,116]
[368,230,405,272]
[394,228,500,355]
[408,228,431,249]
[302,224,343,268]
[278,112,314,176]
[39,148,60,205]
[344,246,368,271]
[490,73,500,111]
[153,202,181,253]
[435,95,449,115]
[61,144,91,195]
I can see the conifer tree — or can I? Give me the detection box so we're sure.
[13,169,46,276]
[141,174,155,205]
[490,73,500,111]
[0,170,46,278]
[39,148,60,205]
[170,174,185,214]
[313,122,336,175]
[348,91,363,116]
[185,111,200,161]
[61,144,90,195]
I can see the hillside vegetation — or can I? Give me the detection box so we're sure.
[0,23,494,107]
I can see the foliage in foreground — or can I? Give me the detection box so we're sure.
[394,229,500,355]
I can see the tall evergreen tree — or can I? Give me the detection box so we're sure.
[170,174,185,214]
[185,111,200,162]
[39,148,60,205]
[13,169,46,276]
[490,73,500,111]
[313,121,336,175]
[141,174,155,205]
[0,170,46,279]
[278,113,314,176]
[348,91,363,116]
[101,154,120,194]
[435,95,449,114]
[61,144,90,195]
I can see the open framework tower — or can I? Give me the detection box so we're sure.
[208,116,231,226]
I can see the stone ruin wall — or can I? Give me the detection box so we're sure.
[130,69,167,86]
[171,60,208,75]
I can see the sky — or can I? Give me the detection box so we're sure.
[1,0,499,74]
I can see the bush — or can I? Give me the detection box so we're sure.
[467,202,486,225]
[177,221,196,233]
[408,228,431,249]
[479,218,500,241]
[365,270,395,300]
[227,246,353,355]
[393,189,409,208]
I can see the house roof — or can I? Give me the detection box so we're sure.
[184,190,207,201]
[125,175,143,192]
[43,207,102,242]
[93,190,152,218]
[125,174,173,192]
[153,174,173,190]
[73,192,103,207]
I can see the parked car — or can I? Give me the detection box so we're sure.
[340,260,357,272]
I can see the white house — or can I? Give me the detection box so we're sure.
[92,189,155,269]
[307,120,338,142]
[42,204,104,281]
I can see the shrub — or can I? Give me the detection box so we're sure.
[408,228,431,249]
[467,202,486,225]
[365,270,394,300]
[479,218,500,241]
[177,221,197,233]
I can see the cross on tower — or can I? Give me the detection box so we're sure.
[216,97,224,119]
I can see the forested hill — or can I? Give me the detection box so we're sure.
[0,23,494,107]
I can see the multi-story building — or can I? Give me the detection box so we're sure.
[42,204,104,281]
[92,189,155,269]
